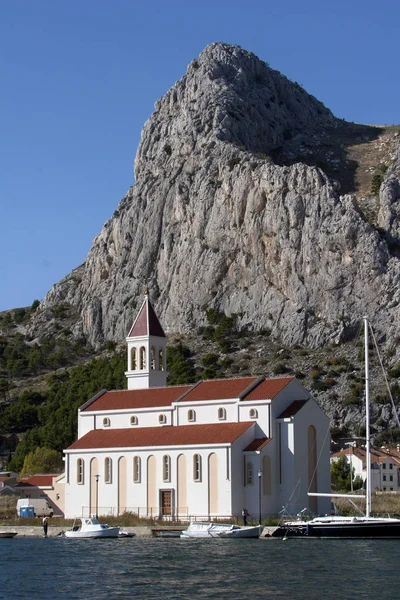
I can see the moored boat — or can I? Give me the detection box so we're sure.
[0,531,18,538]
[272,317,400,539]
[181,521,263,538]
[272,515,400,538]
[64,516,120,538]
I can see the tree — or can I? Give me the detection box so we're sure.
[331,456,351,490]
[19,447,64,477]
[167,344,196,385]
[330,456,364,491]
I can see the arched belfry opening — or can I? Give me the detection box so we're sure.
[124,291,168,390]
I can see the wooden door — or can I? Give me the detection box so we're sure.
[161,490,172,516]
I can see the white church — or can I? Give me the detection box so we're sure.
[64,293,331,520]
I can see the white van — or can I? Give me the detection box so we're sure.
[17,498,54,517]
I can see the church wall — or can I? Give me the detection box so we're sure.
[65,445,237,519]
[276,420,296,514]
[176,401,236,425]
[78,408,174,432]
[231,426,259,517]
[78,414,96,439]
[238,402,270,436]
[292,399,331,515]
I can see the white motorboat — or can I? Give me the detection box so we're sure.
[64,517,120,538]
[181,521,263,538]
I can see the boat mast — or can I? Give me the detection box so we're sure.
[364,316,371,518]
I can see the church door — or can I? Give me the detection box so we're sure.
[161,490,172,517]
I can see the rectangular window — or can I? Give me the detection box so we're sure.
[246,461,253,485]
[390,475,393,482]
[133,457,141,483]
[163,455,170,482]
[193,454,201,481]
[389,463,393,469]
[105,458,112,484]
[383,463,386,469]
[383,475,386,481]
[278,423,282,485]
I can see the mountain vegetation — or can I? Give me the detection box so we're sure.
[2,305,400,472]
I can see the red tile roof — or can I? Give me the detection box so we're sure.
[333,446,400,466]
[277,400,307,419]
[179,377,259,402]
[243,438,271,452]
[67,422,254,450]
[17,475,57,487]
[243,377,293,401]
[82,386,192,412]
[127,295,165,338]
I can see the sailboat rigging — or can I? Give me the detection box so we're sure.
[272,316,400,538]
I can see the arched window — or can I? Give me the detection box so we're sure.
[77,458,84,484]
[131,347,137,370]
[159,348,164,371]
[163,455,171,482]
[105,457,112,484]
[133,456,141,483]
[218,407,226,421]
[249,408,258,419]
[188,409,196,422]
[151,346,156,370]
[130,415,138,426]
[103,417,110,427]
[139,346,146,370]
[246,461,253,485]
[193,454,202,481]
[159,414,167,425]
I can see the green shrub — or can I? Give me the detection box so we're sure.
[273,363,291,375]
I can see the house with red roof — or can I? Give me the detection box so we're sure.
[15,474,65,516]
[332,445,400,492]
[64,293,331,520]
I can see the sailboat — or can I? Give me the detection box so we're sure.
[272,316,400,538]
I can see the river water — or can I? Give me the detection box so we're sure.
[0,536,397,599]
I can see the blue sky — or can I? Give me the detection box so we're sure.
[1,0,399,311]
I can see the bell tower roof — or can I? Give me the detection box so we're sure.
[127,293,166,339]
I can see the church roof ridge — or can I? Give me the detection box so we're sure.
[67,421,255,451]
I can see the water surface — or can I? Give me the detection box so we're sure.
[0,536,397,599]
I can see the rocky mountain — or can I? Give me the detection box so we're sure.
[27,42,400,354]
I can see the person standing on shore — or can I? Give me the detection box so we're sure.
[241,508,249,526]
[42,516,49,538]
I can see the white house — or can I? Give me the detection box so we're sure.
[332,445,400,492]
[64,293,331,520]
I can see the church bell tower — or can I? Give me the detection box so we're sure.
[125,292,168,390]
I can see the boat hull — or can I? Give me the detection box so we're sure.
[181,522,262,538]
[0,532,18,538]
[272,518,400,538]
[64,528,120,539]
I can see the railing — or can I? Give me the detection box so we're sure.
[81,507,255,524]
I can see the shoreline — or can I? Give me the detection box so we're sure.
[0,525,273,538]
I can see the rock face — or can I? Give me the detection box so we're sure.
[28,43,400,350]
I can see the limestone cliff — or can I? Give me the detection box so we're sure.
[27,43,400,352]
